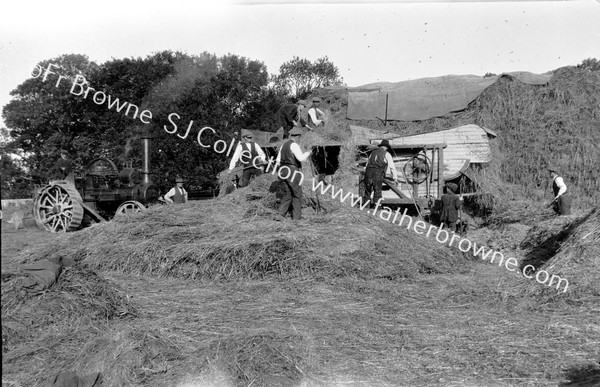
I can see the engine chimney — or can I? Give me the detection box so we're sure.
[141,129,151,185]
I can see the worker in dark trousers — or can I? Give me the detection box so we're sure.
[227,129,267,187]
[274,126,312,221]
[548,166,571,215]
[55,150,75,184]
[362,139,397,208]
[164,176,188,204]
[275,100,310,139]
[440,183,461,232]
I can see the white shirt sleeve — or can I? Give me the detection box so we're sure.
[164,187,176,201]
[290,142,311,162]
[228,144,243,170]
[385,152,398,180]
[308,108,322,126]
[555,177,567,197]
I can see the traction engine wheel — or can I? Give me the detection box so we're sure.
[115,200,145,215]
[34,183,84,232]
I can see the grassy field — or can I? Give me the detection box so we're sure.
[2,195,599,387]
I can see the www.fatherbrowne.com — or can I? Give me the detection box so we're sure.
[267,164,569,294]
[33,62,568,294]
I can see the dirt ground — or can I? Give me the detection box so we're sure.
[1,220,599,386]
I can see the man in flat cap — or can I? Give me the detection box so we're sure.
[164,176,188,204]
[227,129,267,187]
[275,99,310,139]
[274,126,312,221]
[548,166,571,215]
[362,139,398,208]
[307,97,326,127]
[55,149,74,184]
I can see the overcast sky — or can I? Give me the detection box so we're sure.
[1,0,599,128]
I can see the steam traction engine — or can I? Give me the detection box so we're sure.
[33,132,159,232]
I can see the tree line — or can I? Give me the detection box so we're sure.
[0,52,343,198]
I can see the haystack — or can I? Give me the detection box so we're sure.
[514,207,600,308]
[18,173,471,282]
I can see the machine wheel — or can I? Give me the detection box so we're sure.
[403,154,432,185]
[33,183,84,232]
[115,200,145,215]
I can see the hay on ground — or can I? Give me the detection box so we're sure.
[1,264,137,353]
[512,207,600,308]
[17,173,470,282]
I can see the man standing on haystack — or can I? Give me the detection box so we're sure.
[227,129,267,187]
[362,139,397,208]
[307,97,326,127]
[164,176,188,204]
[275,100,310,139]
[548,166,571,215]
[440,183,461,232]
[274,126,312,221]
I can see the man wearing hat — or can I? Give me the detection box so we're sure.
[275,99,310,139]
[274,126,312,220]
[307,97,325,127]
[164,176,188,204]
[548,166,571,215]
[440,183,461,232]
[227,129,267,187]
[55,149,74,184]
[362,139,398,208]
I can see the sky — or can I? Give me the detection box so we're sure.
[1,0,599,129]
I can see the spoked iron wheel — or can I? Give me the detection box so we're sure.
[33,184,84,232]
[115,200,145,215]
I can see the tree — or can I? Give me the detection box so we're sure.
[2,51,277,194]
[577,58,600,72]
[272,56,344,99]
[2,54,99,182]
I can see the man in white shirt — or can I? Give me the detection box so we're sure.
[548,166,571,215]
[307,97,325,127]
[362,139,398,208]
[227,129,267,187]
[164,176,188,204]
[274,126,312,221]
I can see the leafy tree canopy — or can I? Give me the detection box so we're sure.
[2,50,278,196]
[272,56,344,99]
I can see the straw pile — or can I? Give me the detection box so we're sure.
[17,173,470,282]
[1,264,137,353]
[513,207,600,308]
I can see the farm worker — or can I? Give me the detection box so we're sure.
[227,129,267,187]
[275,100,311,139]
[547,166,571,215]
[274,126,312,221]
[55,150,75,184]
[164,176,188,204]
[362,139,397,208]
[440,183,461,232]
[307,97,326,127]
